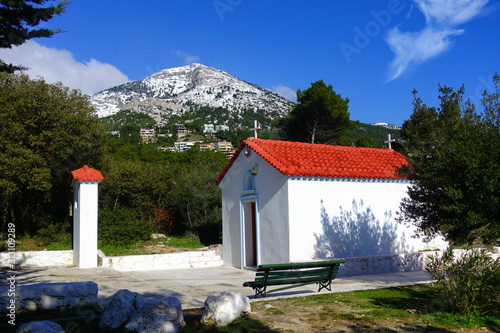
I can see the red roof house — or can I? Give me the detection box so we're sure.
[216,139,407,185]
[217,139,445,274]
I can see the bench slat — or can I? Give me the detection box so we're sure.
[267,267,339,277]
[258,260,345,271]
[265,275,330,286]
[244,273,331,287]
[253,272,330,282]
[256,267,336,278]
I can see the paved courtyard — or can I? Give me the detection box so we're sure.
[2,265,434,309]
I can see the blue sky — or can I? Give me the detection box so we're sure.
[1,0,499,125]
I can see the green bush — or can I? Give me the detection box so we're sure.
[426,246,500,315]
[35,221,68,246]
[98,206,152,246]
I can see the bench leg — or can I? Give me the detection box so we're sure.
[253,286,267,298]
[318,280,332,292]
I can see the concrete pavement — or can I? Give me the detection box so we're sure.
[2,265,435,309]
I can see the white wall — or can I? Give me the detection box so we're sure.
[288,178,447,262]
[0,250,73,268]
[220,149,289,267]
[72,181,81,266]
[221,179,240,267]
[73,181,99,268]
[254,158,289,265]
[221,152,249,268]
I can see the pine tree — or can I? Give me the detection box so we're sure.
[273,80,355,145]
[0,0,68,72]
[397,77,500,245]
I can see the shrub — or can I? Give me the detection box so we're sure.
[35,221,67,246]
[426,246,500,315]
[149,205,175,235]
[98,206,152,245]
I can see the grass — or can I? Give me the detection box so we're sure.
[247,284,500,332]
[180,313,279,333]
[0,233,73,252]
[98,235,205,256]
[1,233,205,256]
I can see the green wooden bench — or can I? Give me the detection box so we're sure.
[243,260,345,297]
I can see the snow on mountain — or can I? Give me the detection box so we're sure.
[91,63,294,124]
[370,122,402,130]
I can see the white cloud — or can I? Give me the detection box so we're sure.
[386,0,489,81]
[173,49,201,64]
[270,84,297,102]
[0,40,130,94]
[386,26,464,81]
[414,0,488,25]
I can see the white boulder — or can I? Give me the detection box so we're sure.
[16,320,65,333]
[200,291,251,326]
[99,289,146,330]
[124,296,185,333]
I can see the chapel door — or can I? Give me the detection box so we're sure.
[250,201,257,264]
[244,201,257,267]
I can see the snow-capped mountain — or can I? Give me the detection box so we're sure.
[370,122,402,130]
[91,63,294,124]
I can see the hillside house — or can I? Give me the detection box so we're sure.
[174,141,195,152]
[216,139,446,272]
[199,143,215,151]
[140,128,156,143]
[175,124,187,137]
[216,125,229,132]
[215,141,235,159]
[202,124,215,134]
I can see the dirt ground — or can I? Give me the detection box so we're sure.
[183,303,498,333]
[248,303,498,333]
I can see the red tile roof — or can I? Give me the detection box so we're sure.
[216,139,407,185]
[69,165,104,184]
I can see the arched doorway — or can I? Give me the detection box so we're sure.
[240,171,259,268]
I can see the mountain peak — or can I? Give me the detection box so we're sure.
[152,62,206,75]
[91,64,293,124]
[370,122,402,130]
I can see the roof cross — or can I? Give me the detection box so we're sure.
[252,120,260,139]
[384,134,395,150]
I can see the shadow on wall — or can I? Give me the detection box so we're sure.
[314,199,408,258]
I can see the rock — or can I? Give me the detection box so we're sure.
[16,320,65,333]
[200,291,251,326]
[124,296,185,333]
[151,234,166,239]
[99,289,145,330]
